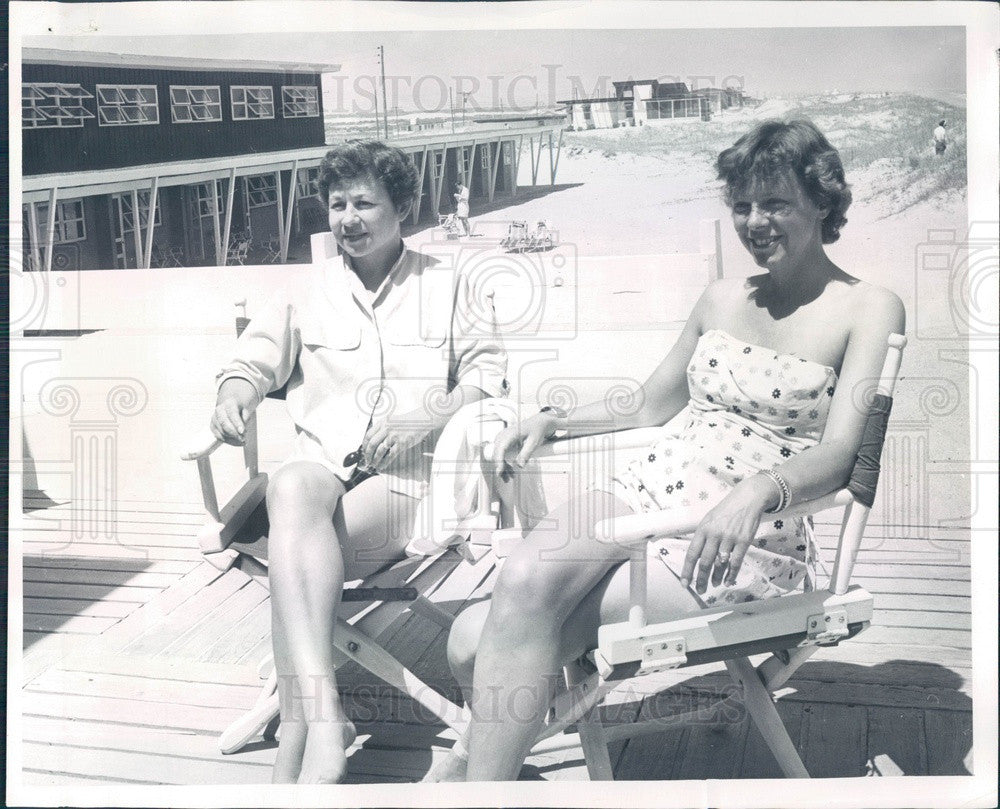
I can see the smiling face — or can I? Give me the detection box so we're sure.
[327,175,407,274]
[731,171,829,274]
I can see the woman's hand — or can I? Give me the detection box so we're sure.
[490,413,559,480]
[680,474,777,593]
[361,412,434,473]
[211,378,260,446]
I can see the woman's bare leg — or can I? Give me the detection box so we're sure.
[463,492,701,781]
[267,465,417,784]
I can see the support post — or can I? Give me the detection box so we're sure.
[129,189,145,270]
[143,177,159,269]
[43,187,59,273]
[221,168,236,266]
[413,146,428,223]
[530,136,541,185]
[281,160,299,263]
[274,170,286,263]
[549,128,564,186]
[698,218,724,281]
[27,200,42,272]
[210,180,223,265]
[488,139,502,203]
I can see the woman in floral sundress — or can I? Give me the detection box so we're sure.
[431,119,905,782]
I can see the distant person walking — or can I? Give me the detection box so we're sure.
[933,120,947,156]
[454,181,471,236]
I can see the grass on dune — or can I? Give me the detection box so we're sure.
[564,93,967,216]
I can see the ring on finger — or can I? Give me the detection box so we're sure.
[716,550,731,565]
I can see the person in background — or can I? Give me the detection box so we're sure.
[454,180,471,236]
[934,120,947,155]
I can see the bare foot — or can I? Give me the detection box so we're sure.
[272,720,307,784]
[296,719,358,784]
[422,748,468,782]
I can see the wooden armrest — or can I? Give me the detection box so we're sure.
[593,489,855,547]
[181,431,224,461]
[531,427,665,459]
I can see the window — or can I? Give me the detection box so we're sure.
[296,167,320,200]
[247,174,278,208]
[196,181,225,217]
[281,86,319,118]
[115,191,162,232]
[22,83,95,129]
[232,86,274,120]
[97,85,159,126]
[170,86,222,123]
[26,199,87,243]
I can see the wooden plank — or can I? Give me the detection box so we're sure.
[24,598,136,619]
[810,640,971,672]
[612,704,688,780]
[163,576,269,660]
[23,613,120,635]
[199,598,271,665]
[872,609,970,630]
[21,715,276,767]
[57,647,262,688]
[122,568,254,656]
[675,714,750,780]
[851,625,971,650]
[22,527,201,546]
[739,698,804,779]
[857,578,970,596]
[23,542,202,562]
[872,593,970,611]
[104,563,232,650]
[865,706,928,776]
[23,769,156,785]
[801,702,868,777]
[21,740,271,785]
[23,567,182,588]
[21,691,249,734]
[23,558,199,575]
[924,709,974,775]
[27,668,261,710]
[25,582,163,603]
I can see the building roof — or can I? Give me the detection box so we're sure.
[22,47,341,74]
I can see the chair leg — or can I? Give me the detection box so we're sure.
[726,656,809,778]
[577,711,614,780]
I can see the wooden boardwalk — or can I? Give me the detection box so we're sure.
[16,490,974,786]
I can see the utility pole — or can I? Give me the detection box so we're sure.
[377,45,389,140]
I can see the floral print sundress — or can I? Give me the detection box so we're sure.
[611,329,839,605]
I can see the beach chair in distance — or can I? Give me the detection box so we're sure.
[181,235,505,755]
[488,334,906,780]
[226,238,251,265]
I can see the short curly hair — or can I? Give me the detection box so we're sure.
[317,140,420,212]
[716,119,852,244]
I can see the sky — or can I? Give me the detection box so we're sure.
[30,26,965,115]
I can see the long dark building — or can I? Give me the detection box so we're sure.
[21,48,567,271]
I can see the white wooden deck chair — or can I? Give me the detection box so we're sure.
[488,333,906,780]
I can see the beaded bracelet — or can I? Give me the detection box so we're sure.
[759,468,791,514]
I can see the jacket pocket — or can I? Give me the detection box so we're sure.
[300,321,362,350]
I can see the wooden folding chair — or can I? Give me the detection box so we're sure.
[487,333,906,779]
[181,295,500,755]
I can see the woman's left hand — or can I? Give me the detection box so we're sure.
[680,476,774,593]
[360,412,433,472]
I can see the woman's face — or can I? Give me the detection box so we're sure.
[327,175,407,271]
[730,171,828,273]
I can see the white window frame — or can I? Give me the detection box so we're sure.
[246,174,278,208]
[115,190,162,233]
[196,180,225,217]
[22,83,95,129]
[231,85,275,121]
[29,198,87,243]
[97,85,159,126]
[296,167,320,200]
[281,85,319,118]
[170,85,223,124]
